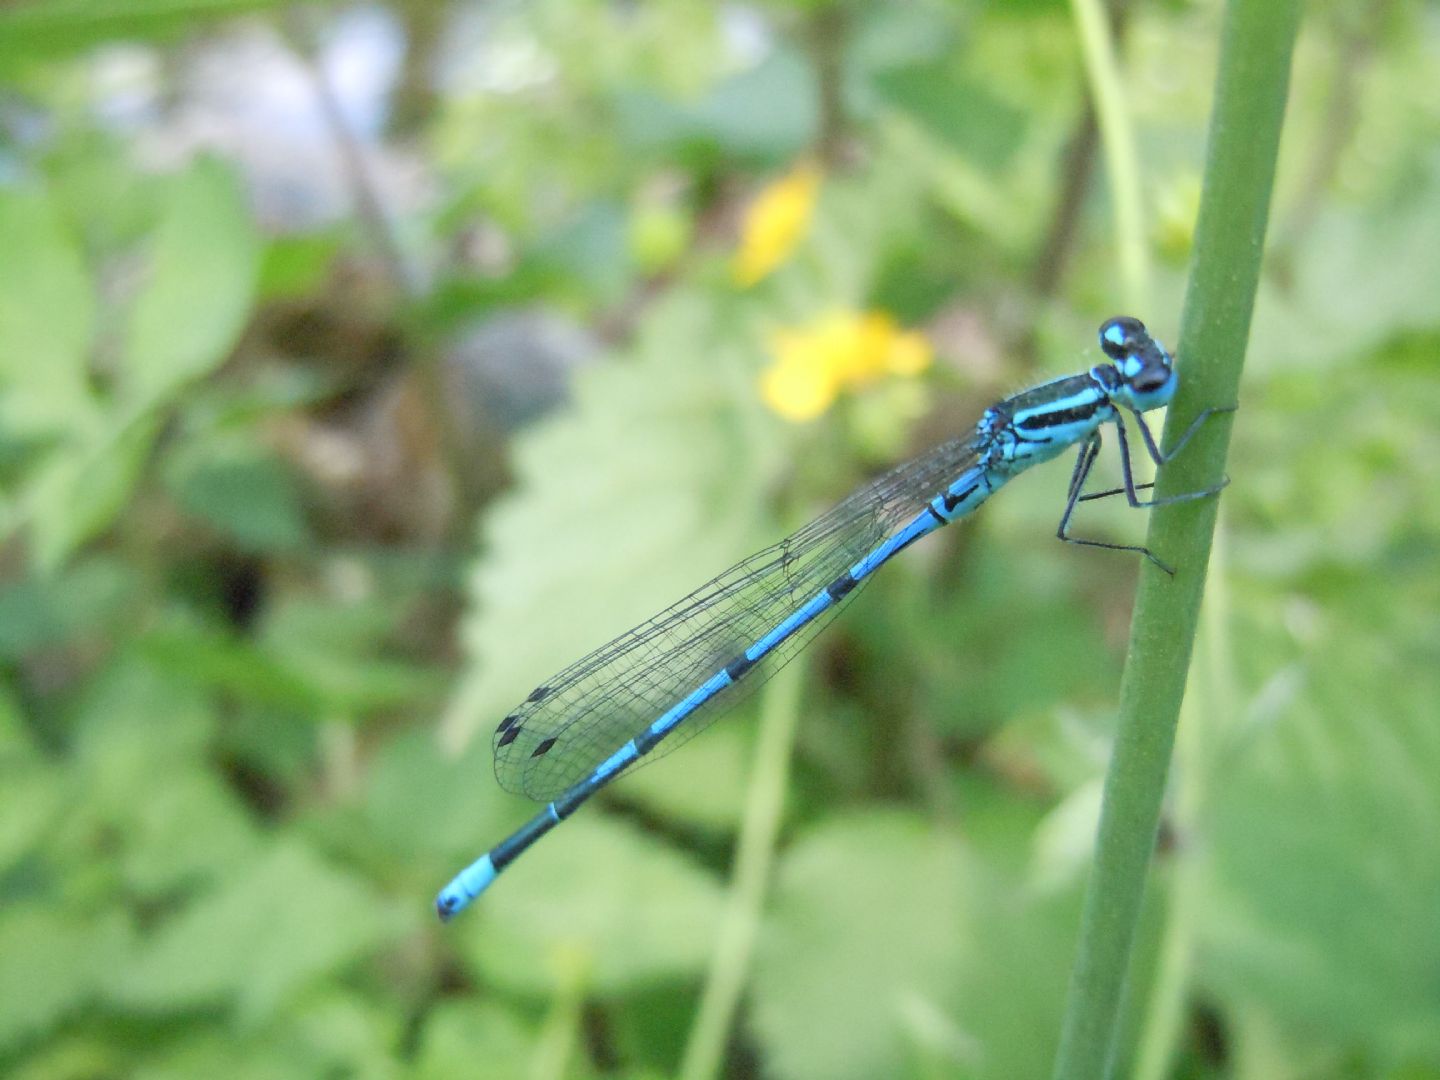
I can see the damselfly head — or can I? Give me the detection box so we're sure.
[1098,316,1177,411]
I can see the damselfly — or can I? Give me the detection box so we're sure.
[436,316,1229,919]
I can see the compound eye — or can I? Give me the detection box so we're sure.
[1131,367,1170,394]
[1099,315,1146,360]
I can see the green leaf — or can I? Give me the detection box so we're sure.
[0,556,135,660]
[414,1001,540,1080]
[363,730,511,859]
[164,441,309,552]
[0,906,126,1053]
[0,757,66,877]
[25,410,163,570]
[751,813,1083,1080]
[111,842,402,1022]
[0,0,296,62]
[460,815,725,997]
[442,288,782,752]
[749,814,974,1080]
[258,597,443,712]
[0,183,97,438]
[872,64,1027,171]
[1196,647,1440,1062]
[613,716,752,833]
[121,158,260,408]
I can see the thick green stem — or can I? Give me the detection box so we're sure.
[1051,2,1301,1078]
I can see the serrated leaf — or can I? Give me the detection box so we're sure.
[460,815,725,997]
[0,184,97,438]
[442,288,782,753]
[121,157,259,407]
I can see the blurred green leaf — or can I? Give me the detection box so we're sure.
[0,0,300,61]
[24,410,163,569]
[615,716,752,833]
[0,556,135,659]
[751,812,1083,1080]
[872,63,1027,171]
[462,816,725,997]
[615,49,817,163]
[164,441,309,552]
[259,597,443,713]
[111,842,402,1022]
[0,906,126,1053]
[363,730,509,859]
[1197,646,1440,1064]
[750,814,974,1080]
[415,1001,541,1080]
[0,184,97,439]
[442,288,783,750]
[121,157,259,408]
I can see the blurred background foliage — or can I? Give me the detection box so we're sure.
[0,1,1436,1078]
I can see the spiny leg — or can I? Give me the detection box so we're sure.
[1113,410,1231,510]
[1055,432,1174,574]
[1132,404,1236,466]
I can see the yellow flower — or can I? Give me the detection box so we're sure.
[733,162,822,286]
[760,309,933,422]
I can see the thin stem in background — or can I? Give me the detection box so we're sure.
[1052,2,1303,1077]
[1069,0,1149,315]
[283,9,425,299]
[680,662,805,1080]
[809,5,850,168]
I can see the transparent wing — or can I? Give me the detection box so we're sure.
[493,435,982,801]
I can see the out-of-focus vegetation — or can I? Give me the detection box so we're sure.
[0,2,1436,1078]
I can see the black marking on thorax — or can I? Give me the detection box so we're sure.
[1016,401,1102,433]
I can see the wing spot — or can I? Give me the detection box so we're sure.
[498,724,522,748]
[496,714,519,734]
[531,736,558,758]
[527,685,552,703]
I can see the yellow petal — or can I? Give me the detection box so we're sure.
[760,358,839,422]
[733,162,822,287]
[883,330,933,376]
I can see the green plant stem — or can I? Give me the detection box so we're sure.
[1132,533,1237,1080]
[1051,3,1302,1078]
[1070,0,1148,314]
[680,662,804,1080]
